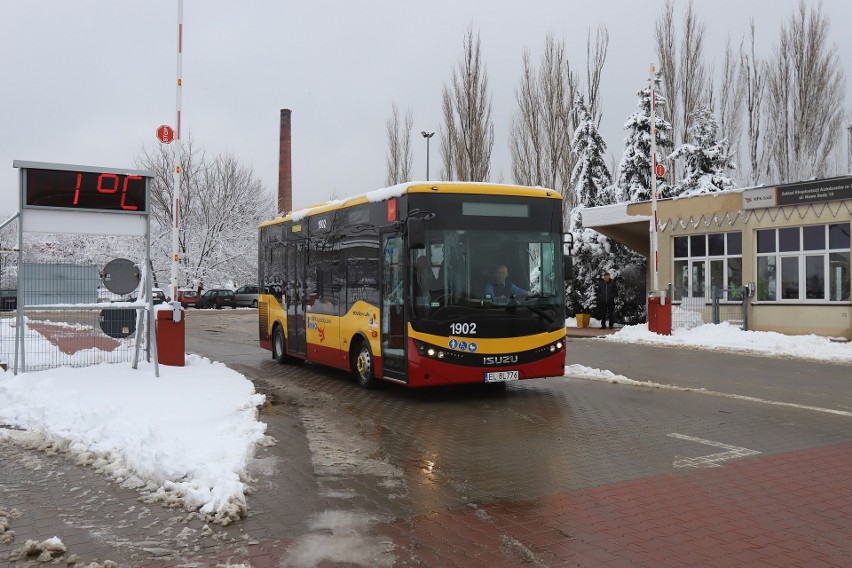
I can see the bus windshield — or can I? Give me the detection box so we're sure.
[409,228,564,326]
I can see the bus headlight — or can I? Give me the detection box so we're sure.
[427,348,436,357]
[437,351,445,359]
[556,341,563,350]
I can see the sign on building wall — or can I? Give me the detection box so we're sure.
[742,187,777,209]
[743,176,852,210]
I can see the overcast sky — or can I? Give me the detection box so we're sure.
[1,0,850,217]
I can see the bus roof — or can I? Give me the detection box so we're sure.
[260,181,562,227]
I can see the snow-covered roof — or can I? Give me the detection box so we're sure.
[267,181,560,224]
[582,202,650,227]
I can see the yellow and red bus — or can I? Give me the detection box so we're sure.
[258,182,567,388]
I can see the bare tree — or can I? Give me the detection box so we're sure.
[137,140,274,289]
[740,19,766,185]
[510,48,545,188]
[717,36,745,166]
[586,25,609,128]
[440,27,494,181]
[765,0,846,182]
[384,102,413,186]
[509,36,575,190]
[509,28,606,220]
[678,1,708,160]
[655,1,678,179]
[655,0,708,183]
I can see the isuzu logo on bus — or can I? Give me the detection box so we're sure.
[483,355,518,365]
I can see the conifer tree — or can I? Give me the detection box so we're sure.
[570,97,612,208]
[567,98,614,315]
[615,73,673,203]
[669,107,736,196]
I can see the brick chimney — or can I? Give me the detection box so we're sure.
[278,109,292,214]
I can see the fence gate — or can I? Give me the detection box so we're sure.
[669,283,750,331]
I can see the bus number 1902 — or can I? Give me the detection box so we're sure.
[450,322,477,335]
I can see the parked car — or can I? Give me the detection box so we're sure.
[234,285,259,308]
[152,288,167,305]
[200,289,237,309]
[177,289,201,309]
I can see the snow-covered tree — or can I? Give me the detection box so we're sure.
[615,73,674,204]
[669,107,736,196]
[566,97,614,316]
[0,217,18,288]
[570,97,612,208]
[584,75,671,325]
[567,208,612,315]
[137,138,275,291]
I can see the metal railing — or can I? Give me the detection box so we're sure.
[670,283,750,331]
[3,304,151,373]
[1,261,154,374]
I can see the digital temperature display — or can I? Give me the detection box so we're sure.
[24,167,147,212]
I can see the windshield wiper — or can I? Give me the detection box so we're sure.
[505,303,555,323]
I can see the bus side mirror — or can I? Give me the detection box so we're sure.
[408,217,426,249]
[563,233,573,280]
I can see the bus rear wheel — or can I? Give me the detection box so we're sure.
[351,341,377,389]
[272,326,288,364]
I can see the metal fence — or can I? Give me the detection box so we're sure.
[3,305,149,373]
[670,284,750,331]
[0,233,154,374]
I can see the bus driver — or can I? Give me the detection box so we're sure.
[484,264,528,303]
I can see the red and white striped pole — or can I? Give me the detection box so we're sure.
[169,0,184,303]
[649,63,659,293]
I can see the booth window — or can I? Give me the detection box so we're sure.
[672,231,742,302]
[756,223,850,302]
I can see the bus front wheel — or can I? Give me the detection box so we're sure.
[351,341,377,389]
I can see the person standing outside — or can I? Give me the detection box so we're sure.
[597,271,618,329]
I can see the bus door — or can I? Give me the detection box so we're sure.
[380,232,407,380]
[287,240,307,357]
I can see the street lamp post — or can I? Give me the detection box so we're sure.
[421,131,435,180]
[847,122,852,175]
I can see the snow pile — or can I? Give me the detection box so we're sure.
[0,507,20,544]
[8,536,66,562]
[0,355,272,524]
[606,322,851,364]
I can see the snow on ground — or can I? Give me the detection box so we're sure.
[0,355,271,525]
[0,318,849,531]
[566,318,851,365]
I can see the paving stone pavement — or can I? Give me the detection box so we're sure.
[138,441,852,567]
[5,373,850,568]
[2,313,850,567]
